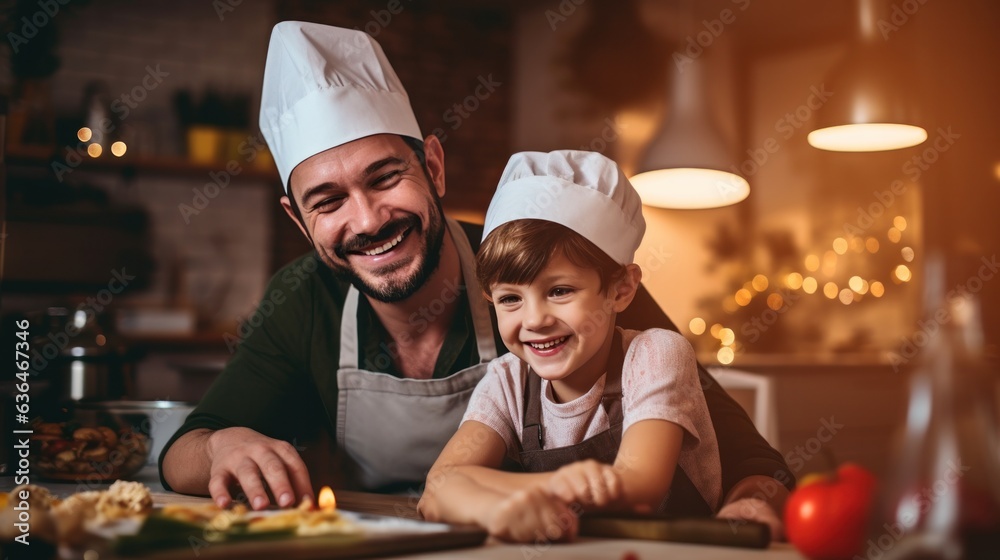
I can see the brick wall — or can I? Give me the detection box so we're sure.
[275,0,513,213]
[10,0,281,329]
[47,0,274,154]
[3,0,513,328]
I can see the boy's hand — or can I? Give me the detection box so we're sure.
[546,459,622,507]
[481,487,579,543]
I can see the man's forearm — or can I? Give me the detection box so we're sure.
[161,428,214,496]
[723,474,790,515]
[716,475,789,541]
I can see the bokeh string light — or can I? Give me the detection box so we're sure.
[688,215,915,364]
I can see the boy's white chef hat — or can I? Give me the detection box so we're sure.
[483,150,646,265]
[259,21,422,192]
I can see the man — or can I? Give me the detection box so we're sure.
[161,21,791,536]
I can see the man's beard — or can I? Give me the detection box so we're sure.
[319,194,447,303]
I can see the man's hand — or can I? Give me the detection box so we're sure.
[545,459,622,508]
[205,427,314,510]
[716,497,784,542]
[481,487,579,543]
[714,474,790,542]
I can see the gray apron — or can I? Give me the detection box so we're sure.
[519,329,713,517]
[336,218,497,491]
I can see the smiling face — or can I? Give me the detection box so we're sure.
[282,134,447,303]
[491,251,620,398]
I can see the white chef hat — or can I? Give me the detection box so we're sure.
[482,151,646,265]
[259,21,423,192]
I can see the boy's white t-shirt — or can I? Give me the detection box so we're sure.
[461,327,723,511]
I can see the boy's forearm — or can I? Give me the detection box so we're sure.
[454,464,644,514]
[420,468,507,526]
[612,421,683,512]
[449,465,554,494]
[616,481,663,512]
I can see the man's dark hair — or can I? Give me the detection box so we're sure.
[401,135,426,167]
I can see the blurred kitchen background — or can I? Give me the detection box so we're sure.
[0,0,997,478]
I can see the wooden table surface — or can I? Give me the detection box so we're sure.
[3,473,804,559]
[148,490,804,560]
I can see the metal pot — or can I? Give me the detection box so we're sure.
[73,400,196,467]
[32,307,129,402]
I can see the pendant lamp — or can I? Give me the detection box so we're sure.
[807,0,927,152]
[631,55,749,209]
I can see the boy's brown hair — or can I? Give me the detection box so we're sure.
[476,220,627,296]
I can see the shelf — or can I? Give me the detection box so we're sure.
[6,146,280,182]
[121,331,233,352]
[698,351,899,373]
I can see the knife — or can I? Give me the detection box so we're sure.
[579,514,771,549]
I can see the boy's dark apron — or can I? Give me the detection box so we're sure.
[517,329,714,517]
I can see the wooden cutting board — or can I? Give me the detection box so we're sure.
[111,523,487,560]
[104,491,487,559]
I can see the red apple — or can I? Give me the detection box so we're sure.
[784,463,877,560]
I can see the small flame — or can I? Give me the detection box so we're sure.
[318,486,336,511]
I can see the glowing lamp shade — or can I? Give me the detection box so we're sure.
[631,168,749,209]
[634,57,748,209]
[808,123,927,152]
[808,0,926,152]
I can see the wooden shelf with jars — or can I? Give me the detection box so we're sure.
[5,145,280,183]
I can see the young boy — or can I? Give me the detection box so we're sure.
[417,150,722,542]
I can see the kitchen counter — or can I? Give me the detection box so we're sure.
[321,491,805,560]
[2,469,804,559]
[0,465,167,496]
[400,540,804,559]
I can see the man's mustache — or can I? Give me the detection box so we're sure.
[334,216,420,256]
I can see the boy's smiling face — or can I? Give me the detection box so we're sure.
[490,251,621,402]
